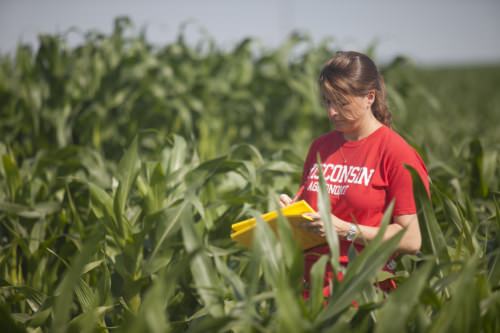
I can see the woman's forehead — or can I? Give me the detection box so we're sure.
[320,87,350,104]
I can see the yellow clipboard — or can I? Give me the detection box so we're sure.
[230,200,326,250]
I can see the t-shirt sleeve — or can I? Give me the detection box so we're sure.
[385,144,430,216]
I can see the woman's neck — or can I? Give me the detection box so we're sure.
[342,117,382,141]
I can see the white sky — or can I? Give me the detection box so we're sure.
[1,0,499,65]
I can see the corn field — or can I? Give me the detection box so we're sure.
[1,18,499,332]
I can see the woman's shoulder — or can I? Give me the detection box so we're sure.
[379,127,426,166]
[379,126,418,154]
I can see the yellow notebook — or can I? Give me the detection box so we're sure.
[230,200,326,250]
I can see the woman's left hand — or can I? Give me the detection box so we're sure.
[300,212,349,238]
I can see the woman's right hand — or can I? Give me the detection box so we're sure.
[279,194,294,208]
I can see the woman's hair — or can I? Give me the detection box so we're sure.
[318,51,392,126]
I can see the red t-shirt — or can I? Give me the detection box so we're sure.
[298,125,429,286]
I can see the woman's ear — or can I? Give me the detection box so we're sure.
[366,90,376,107]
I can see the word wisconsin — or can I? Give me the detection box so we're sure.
[306,163,375,196]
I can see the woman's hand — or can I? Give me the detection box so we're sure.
[300,212,351,238]
[279,194,294,208]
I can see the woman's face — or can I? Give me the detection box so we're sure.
[322,92,374,132]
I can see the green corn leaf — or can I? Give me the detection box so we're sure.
[438,190,479,256]
[309,255,329,317]
[2,154,21,201]
[487,197,500,286]
[29,220,46,254]
[482,150,498,196]
[274,197,303,278]
[252,210,281,286]
[165,134,188,176]
[429,258,481,333]
[184,316,234,333]
[0,282,46,312]
[143,162,167,215]
[213,253,246,301]
[374,261,433,333]
[316,155,341,273]
[0,201,59,219]
[81,259,103,275]
[0,304,26,333]
[229,143,264,166]
[315,200,400,319]
[67,305,113,333]
[275,273,308,333]
[65,183,84,233]
[124,256,188,333]
[51,230,103,333]
[148,201,188,263]
[342,201,394,277]
[74,279,98,313]
[88,182,115,221]
[114,136,140,240]
[407,165,450,263]
[181,204,224,318]
[28,305,52,328]
[468,139,497,198]
[97,262,111,306]
[319,230,404,325]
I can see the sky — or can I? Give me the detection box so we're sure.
[1,0,499,65]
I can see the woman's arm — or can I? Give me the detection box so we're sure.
[301,212,422,254]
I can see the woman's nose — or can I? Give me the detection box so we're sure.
[328,106,338,117]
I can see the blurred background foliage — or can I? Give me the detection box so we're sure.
[0,17,499,332]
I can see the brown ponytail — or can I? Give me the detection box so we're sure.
[372,75,392,126]
[319,51,392,127]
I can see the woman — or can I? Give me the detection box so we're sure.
[279,51,429,297]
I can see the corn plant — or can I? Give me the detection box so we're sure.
[1,17,500,332]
